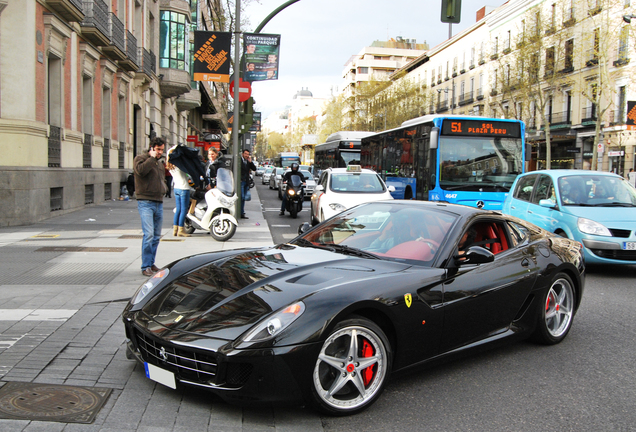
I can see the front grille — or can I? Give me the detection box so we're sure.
[609,229,631,238]
[590,249,636,261]
[133,328,218,384]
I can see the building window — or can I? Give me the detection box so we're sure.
[358,67,368,74]
[564,39,574,70]
[159,11,189,70]
[545,47,555,76]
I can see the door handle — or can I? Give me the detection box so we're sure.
[511,205,516,209]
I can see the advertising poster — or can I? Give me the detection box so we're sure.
[627,101,636,130]
[243,33,280,82]
[193,31,231,82]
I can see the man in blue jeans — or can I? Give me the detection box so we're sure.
[133,137,167,277]
[240,149,256,219]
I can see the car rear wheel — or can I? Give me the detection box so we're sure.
[532,272,575,345]
[310,317,391,415]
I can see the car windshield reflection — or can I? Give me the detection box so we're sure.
[294,203,457,265]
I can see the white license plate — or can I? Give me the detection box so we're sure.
[623,242,636,250]
[144,363,176,389]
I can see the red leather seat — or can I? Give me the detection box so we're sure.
[385,241,433,261]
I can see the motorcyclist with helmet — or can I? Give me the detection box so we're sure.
[279,163,305,216]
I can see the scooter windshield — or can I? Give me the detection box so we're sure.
[216,168,234,196]
[289,175,302,187]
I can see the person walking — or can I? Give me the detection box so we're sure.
[240,149,256,219]
[133,137,167,277]
[628,168,636,188]
[166,146,191,237]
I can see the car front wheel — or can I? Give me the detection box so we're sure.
[310,317,391,415]
[532,272,575,344]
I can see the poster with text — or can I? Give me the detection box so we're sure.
[243,33,280,82]
[193,31,231,82]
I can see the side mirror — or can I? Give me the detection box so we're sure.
[456,246,495,265]
[387,185,396,192]
[539,199,558,209]
[315,185,324,192]
[298,222,312,235]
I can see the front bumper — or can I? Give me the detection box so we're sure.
[581,237,636,264]
[123,319,320,405]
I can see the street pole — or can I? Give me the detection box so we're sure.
[232,0,241,215]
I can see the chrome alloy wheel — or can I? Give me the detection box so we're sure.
[313,325,388,411]
[544,277,574,338]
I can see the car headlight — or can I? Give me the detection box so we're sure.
[131,268,170,305]
[329,203,346,212]
[578,217,611,236]
[239,302,305,344]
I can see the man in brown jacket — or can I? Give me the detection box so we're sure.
[134,137,167,276]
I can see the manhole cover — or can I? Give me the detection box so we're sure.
[0,382,112,424]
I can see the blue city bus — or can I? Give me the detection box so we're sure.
[275,151,301,168]
[361,115,528,210]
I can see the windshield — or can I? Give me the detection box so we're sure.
[329,173,386,193]
[293,203,457,265]
[341,150,361,166]
[558,175,636,206]
[289,175,303,187]
[439,136,523,192]
[216,168,234,196]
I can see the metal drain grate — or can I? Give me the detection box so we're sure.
[0,382,112,424]
[35,247,126,252]
[119,235,143,239]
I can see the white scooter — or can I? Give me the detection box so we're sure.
[182,167,238,241]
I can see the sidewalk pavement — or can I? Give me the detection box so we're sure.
[0,186,324,431]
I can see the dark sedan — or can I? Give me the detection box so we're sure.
[122,201,585,415]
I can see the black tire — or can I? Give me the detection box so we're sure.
[183,218,195,234]
[309,317,392,415]
[290,204,297,219]
[210,217,236,241]
[311,203,319,226]
[532,272,576,345]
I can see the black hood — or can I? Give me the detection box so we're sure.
[139,245,412,341]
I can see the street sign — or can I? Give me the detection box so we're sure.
[230,78,252,102]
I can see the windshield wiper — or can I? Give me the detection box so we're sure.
[327,244,380,259]
[590,202,636,207]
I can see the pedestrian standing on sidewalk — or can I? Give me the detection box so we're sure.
[134,137,167,277]
[240,149,256,219]
[166,145,191,237]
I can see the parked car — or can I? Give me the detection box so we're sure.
[262,166,274,185]
[310,166,394,225]
[255,166,266,176]
[270,167,285,190]
[123,200,585,415]
[502,169,636,265]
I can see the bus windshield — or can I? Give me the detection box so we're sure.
[340,150,361,166]
[439,136,523,192]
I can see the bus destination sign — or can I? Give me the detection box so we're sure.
[441,120,521,138]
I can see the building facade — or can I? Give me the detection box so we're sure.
[0,0,227,226]
[384,0,635,175]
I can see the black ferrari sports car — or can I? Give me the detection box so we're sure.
[122,201,585,415]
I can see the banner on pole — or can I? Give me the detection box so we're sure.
[243,33,280,82]
[193,31,231,82]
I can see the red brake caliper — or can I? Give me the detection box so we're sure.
[361,340,375,386]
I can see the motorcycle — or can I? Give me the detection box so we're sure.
[182,167,238,241]
[283,175,305,219]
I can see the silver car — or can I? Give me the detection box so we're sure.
[262,166,274,185]
[270,167,285,190]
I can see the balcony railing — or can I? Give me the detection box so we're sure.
[138,47,156,77]
[476,88,484,100]
[80,0,109,46]
[547,111,572,127]
[436,100,449,113]
[118,31,138,71]
[585,48,599,67]
[582,106,597,124]
[458,91,474,106]
[47,0,85,22]
[108,13,125,54]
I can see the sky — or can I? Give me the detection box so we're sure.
[241,0,507,120]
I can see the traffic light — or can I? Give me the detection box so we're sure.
[239,97,254,131]
[441,0,461,23]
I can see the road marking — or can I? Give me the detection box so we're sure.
[271,225,291,228]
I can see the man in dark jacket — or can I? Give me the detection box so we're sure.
[240,149,257,218]
[279,163,305,216]
[134,137,167,277]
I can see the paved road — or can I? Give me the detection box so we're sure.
[2,182,636,431]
